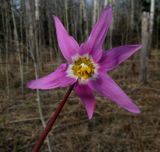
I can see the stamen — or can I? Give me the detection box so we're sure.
[70,56,96,80]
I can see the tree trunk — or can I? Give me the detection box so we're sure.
[11,3,24,94]
[80,0,88,39]
[104,0,108,6]
[25,0,52,151]
[148,0,155,57]
[140,12,150,84]
[92,0,98,25]
[4,1,10,96]
[130,0,134,30]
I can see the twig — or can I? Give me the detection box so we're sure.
[34,62,52,152]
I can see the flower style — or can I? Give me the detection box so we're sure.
[27,5,141,120]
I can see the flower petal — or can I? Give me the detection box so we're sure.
[89,74,140,113]
[78,43,104,63]
[88,5,112,50]
[78,5,112,62]
[75,84,96,119]
[27,64,76,90]
[99,45,142,72]
[53,16,79,62]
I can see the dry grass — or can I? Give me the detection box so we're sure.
[0,50,160,152]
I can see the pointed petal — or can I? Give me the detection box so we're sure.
[75,84,96,119]
[88,5,112,50]
[53,16,79,62]
[99,45,142,72]
[89,74,140,113]
[78,6,112,62]
[27,64,76,90]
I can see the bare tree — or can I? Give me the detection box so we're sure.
[80,0,88,39]
[148,0,155,57]
[130,0,135,30]
[11,2,24,94]
[25,0,52,151]
[92,0,98,25]
[4,1,10,96]
[140,12,150,84]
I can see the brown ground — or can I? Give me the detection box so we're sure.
[0,50,160,152]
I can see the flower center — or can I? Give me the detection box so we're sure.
[71,56,96,80]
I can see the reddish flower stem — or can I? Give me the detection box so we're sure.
[32,83,75,152]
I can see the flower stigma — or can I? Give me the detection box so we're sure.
[67,55,98,83]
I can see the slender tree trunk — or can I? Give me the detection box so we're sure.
[104,0,108,6]
[11,3,24,94]
[35,0,52,151]
[92,0,98,25]
[80,0,88,39]
[34,0,41,68]
[148,0,155,57]
[80,0,83,41]
[25,0,52,151]
[130,0,134,30]
[45,0,54,63]
[109,0,114,48]
[65,0,69,31]
[20,0,25,76]
[4,2,10,96]
[140,12,150,84]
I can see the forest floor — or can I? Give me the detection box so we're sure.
[0,50,160,152]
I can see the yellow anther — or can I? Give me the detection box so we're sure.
[72,56,95,80]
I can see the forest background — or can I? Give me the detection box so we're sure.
[0,0,160,151]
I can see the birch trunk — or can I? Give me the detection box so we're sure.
[11,4,24,94]
[109,0,114,48]
[25,0,52,151]
[92,0,98,25]
[104,0,108,6]
[148,0,155,57]
[35,0,52,151]
[140,12,150,84]
[130,0,134,30]
[80,0,88,39]
[65,0,69,31]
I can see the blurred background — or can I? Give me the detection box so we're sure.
[0,0,160,151]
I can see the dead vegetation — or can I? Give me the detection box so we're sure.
[0,50,160,152]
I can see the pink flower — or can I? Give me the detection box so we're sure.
[27,6,141,120]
